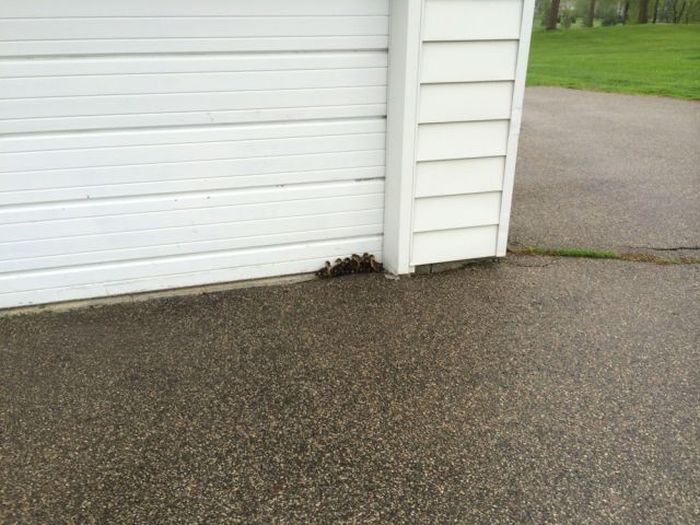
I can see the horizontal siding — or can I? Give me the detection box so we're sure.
[419,82,513,123]
[415,157,505,198]
[423,0,523,41]
[412,225,498,266]
[416,121,510,162]
[420,41,518,83]
[413,192,501,232]
[0,0,390,308]
[410,0,525,267]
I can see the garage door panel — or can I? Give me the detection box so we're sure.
[0,237,384,295]
[0,87,388,120]
[1,68,387,99]
[1,208,384,262]
[0,16,390,41]
[0,180,385,224]
[0,104,388,135]
[0,36,391,57]
[0,166,385,207]
[1,220,384,274]
[0,237,384,305]
[0,192,384,243]
[0,0,389,308]
[0,86,388,133]
[2,52,389,78]
[0,243,384,309]
[1,119,387,153]
[2,0,389,18]
[1,133,386,173]
[0,151,386,198]
[1,1,390,57]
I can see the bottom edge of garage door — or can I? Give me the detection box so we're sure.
[0,237,382,309]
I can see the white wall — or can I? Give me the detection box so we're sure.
[384,0,535,271]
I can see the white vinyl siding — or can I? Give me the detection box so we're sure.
[418,82,514,123]
[410,0,528,266]
[420,41,519,83]
[422,0,523,40]
[0,0,389,308]
[414,158,505,198]
[413,193,502,233]
[412,225,499,266]
[416,121,510,161]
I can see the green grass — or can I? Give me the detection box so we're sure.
[527,24,700,100]
[520,246,618,259]
[510,246,700,265]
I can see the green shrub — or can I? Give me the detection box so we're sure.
[599,5,620,26]
[561,9,577,28]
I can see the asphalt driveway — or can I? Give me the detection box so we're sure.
[1,88,698,523]
[512,87,700,258]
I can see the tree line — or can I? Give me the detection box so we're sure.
[539,0,700,29]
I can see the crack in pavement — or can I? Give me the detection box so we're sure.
[624,245,700,252]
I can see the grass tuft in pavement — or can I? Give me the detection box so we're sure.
[510,246,700,265]
[523,246,618,259]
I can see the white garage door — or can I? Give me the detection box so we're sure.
[0,0,388,308]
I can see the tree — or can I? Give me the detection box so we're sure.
[584,0,596,26]
[547,0,561,29]
[652,0,660,22]
[638,0,650,22]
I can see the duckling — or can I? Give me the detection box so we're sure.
[316,253,383,278]
[315,260,332,278]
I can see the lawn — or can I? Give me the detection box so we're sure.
[527,24,700,100]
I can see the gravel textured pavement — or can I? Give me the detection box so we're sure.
[1,259,698,524]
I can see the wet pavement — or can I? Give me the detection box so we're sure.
[1,258,698,523]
